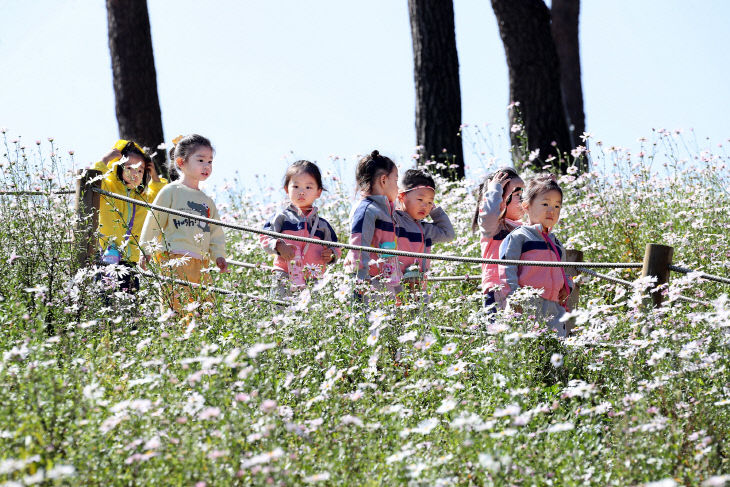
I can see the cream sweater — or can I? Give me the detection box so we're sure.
[139,182,226,261]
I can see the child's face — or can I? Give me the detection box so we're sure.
[502,177,525,221]
[121,154,145,188]
[381,168,399,202]
[399,187,435,220]
[285,172,322,210]
[523,189,562,230]
[178,146,213,183]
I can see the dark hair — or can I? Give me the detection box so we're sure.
[168,134,214,176]
[283,160,324,191]
[355,150,397,194]
[471,166,522,232]
[115,141,151,192]
[522,173,563,206]
[400,168,436,193]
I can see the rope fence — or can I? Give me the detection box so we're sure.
[5,175,725,311]
[90,187,642,269]
[85,185,727,308]
[0,189,75,196]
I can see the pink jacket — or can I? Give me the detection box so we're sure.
[498,224,573,302]
[477,180,521,293]
[394,207,455,274]
[260,204,340,275]
[344,195,396,280]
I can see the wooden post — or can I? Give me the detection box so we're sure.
[564,249,583,335]
[565,249,583,311]
[74,169,101,268]
[641,243,673,307]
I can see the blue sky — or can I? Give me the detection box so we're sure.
[1,1,729,190]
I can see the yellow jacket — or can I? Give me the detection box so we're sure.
[93,156,167,263]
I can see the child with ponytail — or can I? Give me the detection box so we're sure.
[344,150,400,290]
[140,134,227,313]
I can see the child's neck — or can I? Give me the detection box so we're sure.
[180,174,200,190]
[294,204,313,215]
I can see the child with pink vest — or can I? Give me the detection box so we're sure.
[394,169,455,291]
[499,174,573,337]
[473,167,525,310]
[260,160,340,297]
[344,150,399,285]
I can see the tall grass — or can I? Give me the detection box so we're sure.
[0,130,728,486]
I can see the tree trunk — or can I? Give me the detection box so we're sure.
[551,0,587,171]
[106,0,167,177]
[408,0,465,180]
[491,0,573,173]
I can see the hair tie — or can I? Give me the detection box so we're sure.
[400,185,435,194]
[172,135,184,146]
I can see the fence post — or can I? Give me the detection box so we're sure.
[565,249,583,311]
[74,169,101,268]
[641,243,673,307]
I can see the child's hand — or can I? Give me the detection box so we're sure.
[275,240,296,261]
[100,148,122,164]
[320,247,334,263]
[216,257,228,273]
[147,159,161,182]
[139,256,149,271]
[490,171,510,188]
[558,286,570,304]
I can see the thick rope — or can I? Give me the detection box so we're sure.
[0,189,75,195]
[90,187,643,269]
[577,267,712,307]
[134,269,288,306]
[669,264,730,285]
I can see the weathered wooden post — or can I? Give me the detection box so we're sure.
[74,169,101,268]
[564,249,583,335]
[565,249,583,311]
[641,243,673,307]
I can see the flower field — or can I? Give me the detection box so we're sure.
[0,130,729,486]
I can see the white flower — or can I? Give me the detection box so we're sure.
[643,479,677,487]
[550,353,563,368]
[303,472,331,483]
[440,343,457,355]
[398,331,418,343]
[445,360,468,377]
[546,422,574,433]
[366,329,379,346]
[436,398,457,414]
[247,342,275,358]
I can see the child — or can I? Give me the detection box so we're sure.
[472,167,525,309]
[498,174,573,337]
[394,169,455,290]
[139,134,227,312]
[344,150,399,288]
[91,139,167,292]
[260,160,340,297]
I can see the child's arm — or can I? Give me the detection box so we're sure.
[498,229,524,298]
[260,213,296,261]
[422,206,455,244]
[350,205,377,280]
[139,186,171,259]
[208,202,227,270]
[319,219,341,264]
[478,180,505,238]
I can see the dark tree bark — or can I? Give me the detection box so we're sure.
[106,0,167,177]
[408,0,465,180]
[551,0,587,169]
[492,0,573,173]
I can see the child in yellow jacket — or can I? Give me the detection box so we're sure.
[91,139,167,291]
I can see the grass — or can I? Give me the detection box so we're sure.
[0,129,728,486]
